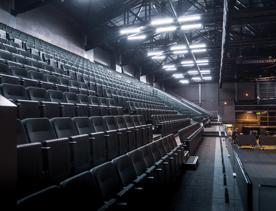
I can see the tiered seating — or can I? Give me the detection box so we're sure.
[17,115,153,199]
[0,83,124,118]
[152,114,191,135]
[178,123,204,155]
[127,100,176,121]
[0,25,206,209]
[17,134,188,209]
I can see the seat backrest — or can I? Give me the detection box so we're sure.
[72,117,93,135]
[11,67,29,78]
[115,116,127,129]
[90,116,106,132]
[90,162,122,200]
[46,75,60,84]
[91,96,99,105]
[0,63,11,75]
[99,98,108,106]
[112,155,137,186]
[137,115,146,125]
[64,92,80,104]
[127,149,147,176]
[156,139,166,156]
[161,136,171,153]
[17,142,44,198]
[124,115,135,127]
[17,119,29,145]
[48,90,66,103]
[140,145,155,167]
[51,117,78,138]
[26,87,50,101]
[23,118,57,142]
[29,71,45,81]
[131,115,140,126]
[78,94,89,104]
[0,83,28,100]
[103,116,118,131]
[59,171,102,209]
[60,78,69,86]
[17,185,62,209]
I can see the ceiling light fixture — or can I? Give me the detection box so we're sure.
[127,35,146,40]
[120,27,142,34]
[156,26,177,33]
[181,23,202,30]
[181,60,194,64]
[179,79,190,84]
[189,43,206,49]
[182,64,195,67]
[172,73,184,79]
[170,45,187,51]
[196,59,209,63]
[203,76,212,80]
[200,69,211,74]
[151,17,174,26]
[192,76,202,81]
[147,51,163,57]
[163,64,175,69]
[151,55,166,60]
[178,15,201,23]
[165,67,177,71]
[187,70,198,75]
[191,49,207,53]
[173,50,188,54]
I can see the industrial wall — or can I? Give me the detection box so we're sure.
[0,1,86,56]
[168,82,257,123]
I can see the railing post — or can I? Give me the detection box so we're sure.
[0,95,17,207]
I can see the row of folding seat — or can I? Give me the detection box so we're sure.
[17,134,189,210]
[0,42,41,61]
[178,123,203,155]
[0,31,147,95]
[0,43,144,97]
[127,101,175,118]
[0,83,123,119]
[0,36,159,104]
[17,115,153,198]
[0,56,156,102]
[0,63,93,90]
[0,28,180,118]
[156,118,192,136]
[151,114,187,125]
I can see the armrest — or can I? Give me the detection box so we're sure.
[134,187,143,191]
[41,146,51,150]
[89,136,96,141]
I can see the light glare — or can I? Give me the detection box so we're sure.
[178,15,201,23]
[181,23,202,30]
[127,35,146,40]
[156,26,177,33]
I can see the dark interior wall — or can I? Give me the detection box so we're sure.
[0,2,85,56]
[237,82,256,100]
[168,81,257,122]
[94,47,112,67]
[172,84,200,104]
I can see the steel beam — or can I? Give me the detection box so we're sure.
[219,0,236,87]
[168,0,203,79]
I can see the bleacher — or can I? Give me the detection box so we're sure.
[0,24,210,209]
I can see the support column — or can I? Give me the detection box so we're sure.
[199,83,202,105]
